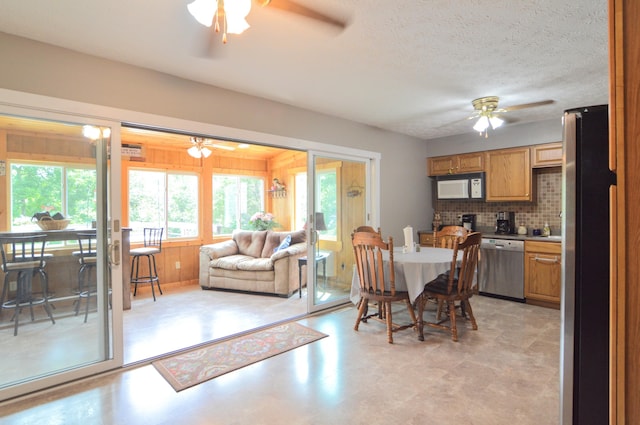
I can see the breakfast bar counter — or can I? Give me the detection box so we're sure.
[0,228,132,310]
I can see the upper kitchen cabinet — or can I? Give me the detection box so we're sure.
[427,152,484,176]
[485,147,534,201]
[531,142,563,168]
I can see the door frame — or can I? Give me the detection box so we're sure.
[0,102,124,401]
[306,150,380,314]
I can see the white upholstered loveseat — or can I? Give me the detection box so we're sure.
[199,229,307,297]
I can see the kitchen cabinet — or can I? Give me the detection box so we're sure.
[485,147,534,201]
[427,152,484,176]
[524,240,561,308]
[532,142,563,168]
[418,230,435,246]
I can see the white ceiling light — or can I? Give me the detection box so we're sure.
[82,125,111,140]
[187,0,251,43]
[471,96,505,138]
[188,137,213,158]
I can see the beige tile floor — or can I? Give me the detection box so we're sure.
[1,292,561,425]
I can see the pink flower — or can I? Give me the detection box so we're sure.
[249,212,279,230]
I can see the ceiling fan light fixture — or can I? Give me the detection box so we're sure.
[473,116,489,133]
[187,0,217,27]
[188,0,251,43]
[188,137,214,158]
[187,145,202,158]
[82,125,111,140]
[224,0,251,34]
[489,115,504,129]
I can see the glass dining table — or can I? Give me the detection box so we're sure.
[350,246,456,304]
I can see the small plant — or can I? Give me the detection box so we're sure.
[249,212,279,231]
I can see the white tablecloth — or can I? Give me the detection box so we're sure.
[350,247,455,304]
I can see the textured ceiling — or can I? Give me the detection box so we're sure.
[0,0,609,140]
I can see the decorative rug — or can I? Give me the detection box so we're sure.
[153,322,328,391]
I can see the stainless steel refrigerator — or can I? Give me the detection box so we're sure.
[561,104,615,424]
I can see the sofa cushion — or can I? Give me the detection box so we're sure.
[262,230,306,258]
[210,254,255,270]
[236,257,274,271]
[262,231,283,257]
[289,229,306,244]
[233,230,267,258]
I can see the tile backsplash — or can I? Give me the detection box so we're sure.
[434,168,562,234]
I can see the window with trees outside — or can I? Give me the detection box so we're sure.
[128,169,199,242]
[10,162,96,232]
[212,175,264,235]
[295,168,337,239]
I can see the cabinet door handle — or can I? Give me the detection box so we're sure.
[534,255,559,264]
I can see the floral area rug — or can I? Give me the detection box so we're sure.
[153,322,328,391]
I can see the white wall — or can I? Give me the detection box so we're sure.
[0,32,432,243]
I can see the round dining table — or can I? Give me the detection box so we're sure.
[350,246,456,304]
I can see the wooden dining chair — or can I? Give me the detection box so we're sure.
[354,225,380,234]
[415,231,481,342]
[433,225,470,248]
[351,230,416,344]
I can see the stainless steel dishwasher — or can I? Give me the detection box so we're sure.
[479,237,525,301]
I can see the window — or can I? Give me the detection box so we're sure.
[212,175,264,235]
[10,162,96,231]
[294,172,307,230]
[316,169,337,238]
[128,169,199,241]
[294,168,337,238]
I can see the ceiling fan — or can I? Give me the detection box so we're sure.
[468,96,554,137]
[188,136,235,158]
[188,0,348,45]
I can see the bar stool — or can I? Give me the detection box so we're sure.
[0,235,55,336]
[130,228,163,301]
[75,232,98,322]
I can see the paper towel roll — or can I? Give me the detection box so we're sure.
[403,225,414,252]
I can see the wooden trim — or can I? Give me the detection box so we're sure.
[609,1,622,423]
[610,0,640,422]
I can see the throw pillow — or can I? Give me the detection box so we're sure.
[273,234,291,253]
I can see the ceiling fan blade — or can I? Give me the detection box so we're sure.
[259,0,348,29]
[209,143,235,151]
[502,100,555,112]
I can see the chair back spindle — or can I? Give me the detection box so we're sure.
[433,225,470,249]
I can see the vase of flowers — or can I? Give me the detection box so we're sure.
[249,212,279,231]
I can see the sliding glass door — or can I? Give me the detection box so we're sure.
[307,152,370,313]
[0,109,123,401]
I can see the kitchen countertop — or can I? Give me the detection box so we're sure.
[481,234,562,242]
[418,227,561,242]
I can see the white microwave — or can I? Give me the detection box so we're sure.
[435,172,485,200]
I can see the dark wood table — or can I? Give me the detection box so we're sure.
[298,252,329,298]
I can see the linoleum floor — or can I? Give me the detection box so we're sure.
[1,291,560,425]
